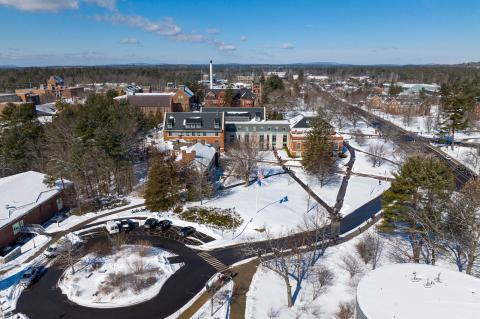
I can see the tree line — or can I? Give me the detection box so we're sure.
[0,94,151,210]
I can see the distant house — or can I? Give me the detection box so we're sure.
[172,85,195,111]
[114,92,175,117]
[163,112,225,151]
[0,171,74,250]
[288,114,344,157]
[15,76,84,104]
[204,88,256,107]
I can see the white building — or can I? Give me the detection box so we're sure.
[356,263,480,319]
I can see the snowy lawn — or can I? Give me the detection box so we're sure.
[340,176,389,216]
[196,173,315,246]
[58,244,180,308]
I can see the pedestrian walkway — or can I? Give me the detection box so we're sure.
[197,251,229,272]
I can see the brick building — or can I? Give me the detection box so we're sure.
[0,171,74,250]
[114,93,175,117]
[172,85,195,112]
[288,115,344,157]
[204,88,256,107]
[163,112,225,151]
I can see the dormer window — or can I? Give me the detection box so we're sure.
[167,118,175,129]
[214,118,221,129]
[185,118,202,129]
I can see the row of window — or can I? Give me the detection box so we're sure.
[234,126,288,132]
[168,132,219,137]
[229,133,288,149]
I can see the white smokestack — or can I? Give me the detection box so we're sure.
[209,60,213,89]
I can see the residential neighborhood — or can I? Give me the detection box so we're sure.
[0,1,480,319]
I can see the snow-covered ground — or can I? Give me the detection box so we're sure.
[191,281,233,319]
[439,144,480,174]
[340,176,389,215]
[361,105,480,142]
[44,197,144,233]
[245,225,476,319]
[58,244,181,308]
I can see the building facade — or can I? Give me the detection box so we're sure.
[163,112,225,151]
[204,88,256,107]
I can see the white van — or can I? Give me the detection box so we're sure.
[105,221,120,234]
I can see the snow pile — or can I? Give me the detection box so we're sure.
[58,245,180,308]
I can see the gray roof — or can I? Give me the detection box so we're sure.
[206,87,256,100]
[202,107,265,122]
[164,112,223,131]
[126,94,171,107]
[291,116,316,129]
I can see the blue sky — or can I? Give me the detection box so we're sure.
[0,0,479,66]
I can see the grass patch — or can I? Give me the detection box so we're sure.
[178,206,243,230]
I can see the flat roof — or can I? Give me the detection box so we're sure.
[0,171,66,229]
[357,263,480,319]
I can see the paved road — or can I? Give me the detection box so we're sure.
[17,232,217,319]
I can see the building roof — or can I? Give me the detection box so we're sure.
[177,142,216,170]
[164,112,223,131]
[205,87,256,100]
[115,93,173,108]
[289,114,316,129]
[35,103,57,116]
[202,107,265,122]
[0,171,67,230]
[356,263,480,319]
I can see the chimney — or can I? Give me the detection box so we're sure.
[209,60,213,90]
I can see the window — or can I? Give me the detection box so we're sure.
[296,143,301,151]
[214,118,221,129]
[283,134,288,147]
[203,132,207,136]
[259,135,264,149]
[215,132,219,136]
[245,134,249,143]
[56,197,63,210]
[272,135,276,147]
[282,127,286,132]
[229,134,235,143]
[12,220,24,235]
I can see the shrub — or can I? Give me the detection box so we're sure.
[177,206,243,230]
[335,301,355,319]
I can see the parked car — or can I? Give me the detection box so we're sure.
[119,219,135,231]
[19,267,41,286]
[43,244,59,258]
[105,221,120,234]
[143,218,159,229]
[178,226,195,237]
[157,220,172,231]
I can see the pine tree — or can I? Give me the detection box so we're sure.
[440,85,472,144]
[145,153,182,211]
[223,86,235,106]
[381,155,454,263]
[301,115,337,186]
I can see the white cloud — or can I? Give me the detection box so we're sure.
[280,42,294,49]
[219,44,236,51]
[97,13,235,52]
[119,37,143,46]
[206,28,220,34]
[0,0,116,12]
[96,13,181,36]
[240,35,247,42]
[84,0,115,10]
[0,0,79,12]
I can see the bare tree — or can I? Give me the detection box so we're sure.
[225,137,264,186]
[356,231,384,270]
[55,241,85,275]
[311,266,334,300]
[445,178,480,274]
[367,141,386,167]
[339,253,363,279]
[424,116,435,133]
[353,129,366,146]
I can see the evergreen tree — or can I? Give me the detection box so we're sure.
[440,85,473,144]
[381,155,454,263]
[145,153,182,211]
[301,115,337,186]
[223,86,235,106]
